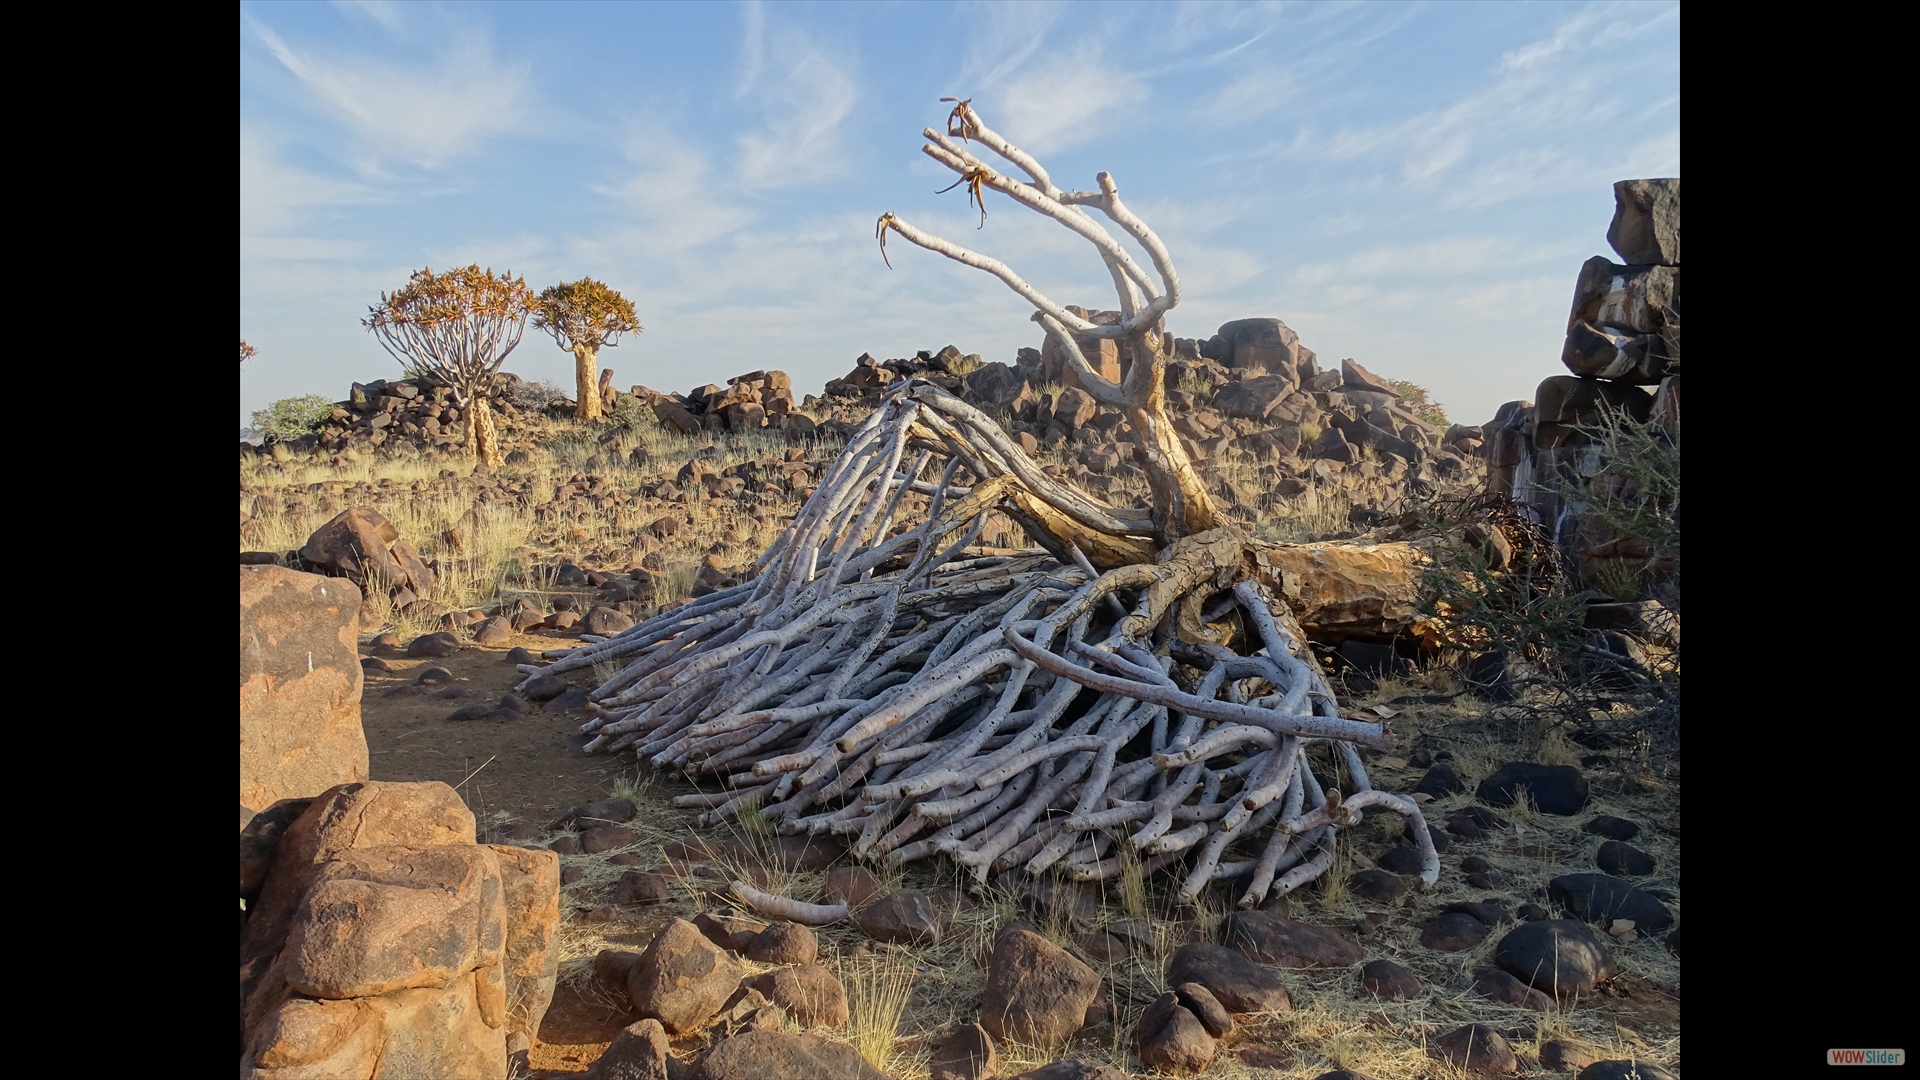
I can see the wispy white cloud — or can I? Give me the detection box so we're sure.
[731,11,859,190]
[248,14,536,170]
[992,45,1149,157]
[329,0,402,33]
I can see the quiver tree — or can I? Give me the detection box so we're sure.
[240,339,256,364]
[530,102,1442,908]
[534,277,641,423]
[364,265,535,469]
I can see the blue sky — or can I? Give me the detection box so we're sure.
[240,0,1679,431]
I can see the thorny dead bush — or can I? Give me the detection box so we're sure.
[1409,492,1679,769]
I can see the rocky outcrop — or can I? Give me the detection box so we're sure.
[240,566,368,814]
[239,781,559,1080]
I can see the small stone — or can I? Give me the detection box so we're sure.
[612,870,671,905]
[549,835,581,855]
[360,656,397,673]
[1349,869,1405,902]
[1582,815,1641,841]
[746,921,818,965]
[1166,942,1292,1014]
[444,703,491,722]
[1461,855,1493,874]
[560,865,585,886]
[1420,912,1490,952]
[856,888,940,945]
[547,687,593,710]
[1595,840,1655,876]
[471,617,513,645]
[693,911,768,953]
[505,646,539,665]
[1477,762,1589,815]
[1493,919,1617,996]
[1377,846,1425,876]
[1575,1062,1680,1080]
[1359,958,1422,1001]
[1435,1024,1518,1074]
[1172,982,1233,1037]
[819,865,883,910]
[1540,1038,1598,1072]
[1135,991,1217,1074]
[1413,764,1463,798]
[583,904,618,924]
[580,825,638,854]
[405,632,461,658]
[414,665,455,684]
[1222,910,1363,968]
[1549,873,1674,931]
[1472,966,1554,1010]
[1517,903,1551,921]
[929,1023,997,1080]
[522,674,569,701]
[744,964,850,1027]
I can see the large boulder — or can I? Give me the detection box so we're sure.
[491,844,561,1043]
[629,919,745,1034]
[1606,178,1680,266]
[1213,374,1300,422]
[1212,318,1314,374]
[239,782,554,1080]
[963,361,1029,408]
[583,1018,672,1080]
[981,929,1101,1050]
[240,567,369,814]
[301,508,434,600]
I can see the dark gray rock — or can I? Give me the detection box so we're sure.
[1477,763,1589,815]
[1493,919,1617,996]
[1549,873,1674,931]
[1595,840,1655,876]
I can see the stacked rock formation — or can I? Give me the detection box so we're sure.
[1482,179,1680,556]
[809,322,1488,527]
[239,781,561,1080]
[629,369,816,439]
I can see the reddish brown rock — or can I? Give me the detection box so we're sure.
[490,844,561,1042]
[856,888,940,945]
[1135,990,1217,1073]
[929,1023,997,1080]
[818,865,883,910]
[1222,910,1363,968]
[692,911,768,953]
[1165,942,1292,1015]
[692,1030,886,1080]
[240,567,369,813]
[745,921,818,965]
[628,918,744,1034]
[583,1017,671,1080]
[744,964,850,1027]
[981,929,1101,1050]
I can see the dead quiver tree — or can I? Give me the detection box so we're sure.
[365,266,535,469]
[535,277,641,423]
[529,102,1441,908]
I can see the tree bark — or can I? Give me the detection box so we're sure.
[468,396,505,470]
[574,345,603,422]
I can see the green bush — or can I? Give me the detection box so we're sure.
[250,395,333,443]
[1387,379,1449,428]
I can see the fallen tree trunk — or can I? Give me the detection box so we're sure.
[530,101,1457,905]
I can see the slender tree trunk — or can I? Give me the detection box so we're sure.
[1123,331,1219,544]
[466,397,505,470]
[574,345,603,422]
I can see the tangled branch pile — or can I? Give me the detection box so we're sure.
[526,100,1441,907]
